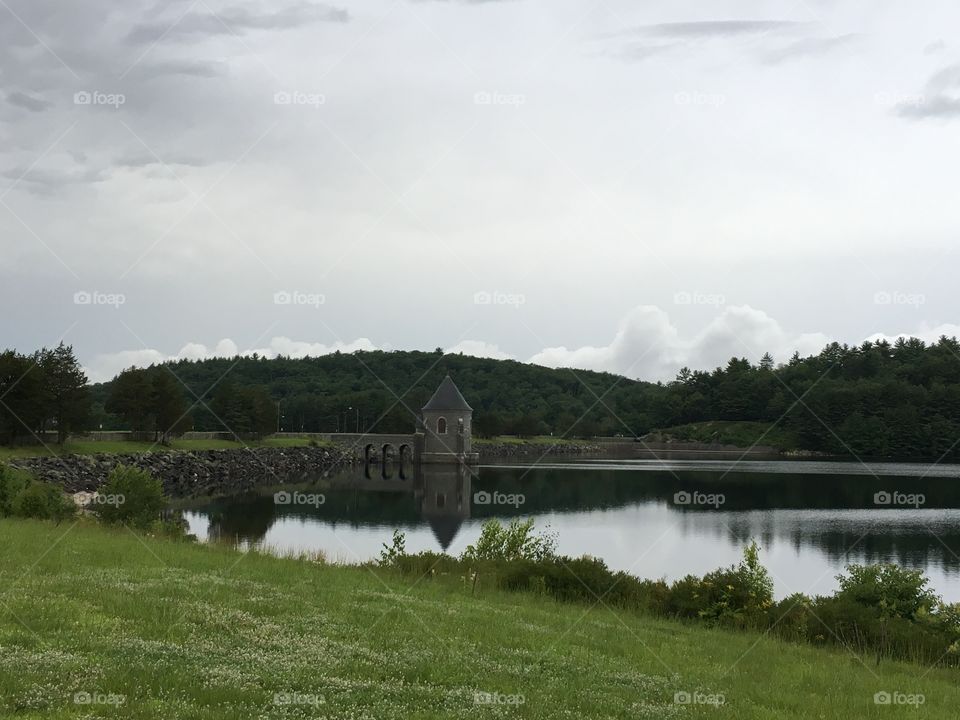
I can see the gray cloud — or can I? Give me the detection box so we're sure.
[897,63,960,120]
[602,19,846,66]
[1,165,109,195]
[2,0,959,372]
[129,59,228,79]
[126,2,349,44]
[116,153,210,169]
[897,95,960,119]
[625,20,809,39]
[610,42,676,63]
[761,33,859,64]
[6,91,53,112]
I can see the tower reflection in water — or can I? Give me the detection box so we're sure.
[203,459,474,552]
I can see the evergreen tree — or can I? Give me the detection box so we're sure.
[38,343,89,444]
[105,367,154,435]
[151,369,192,443]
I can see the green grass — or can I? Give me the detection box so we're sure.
[0,519,953,718]
[474,436,589,446]
[0,437,325,461]
[653,421,802,452]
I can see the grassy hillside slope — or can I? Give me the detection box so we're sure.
[0,520,953,718]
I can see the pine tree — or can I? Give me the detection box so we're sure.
[151,369,192,443]
[39,342,90,444]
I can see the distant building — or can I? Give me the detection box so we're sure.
[417,375,478,464]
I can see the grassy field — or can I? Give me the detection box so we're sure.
[652,421,803,452]
[474,436,590,446]
[0,520,954,718]
[0,435,582,461]
[0,437,322,461]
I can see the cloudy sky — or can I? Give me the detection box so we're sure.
[2,0,958,383]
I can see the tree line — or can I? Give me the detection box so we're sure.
[5,338,960,459]
[657,337,960,459]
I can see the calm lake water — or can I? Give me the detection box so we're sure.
[180,457,960,601]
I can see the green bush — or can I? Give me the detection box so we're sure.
[378,529,407,566]
[0,464,30,515]
[11,481,76,521]
[835,563,938,620]
[92,465,165,529]
[460,519,557,563]
[0,464,75,521]
[667,541,774,626]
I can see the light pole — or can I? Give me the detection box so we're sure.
[347,406,359,433]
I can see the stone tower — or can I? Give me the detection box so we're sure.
[418,375,477,464]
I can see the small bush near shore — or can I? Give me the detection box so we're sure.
[92,464,165,529]
[0,464,75,521]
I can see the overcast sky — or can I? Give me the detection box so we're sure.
[2,0,958,383]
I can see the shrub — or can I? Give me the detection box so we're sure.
[93,465,165,529]
[835,564,938,620]
[666,541,773,626]
[0,464,75,522]
[460,519,557,563]
[378,529,407,566]
[0,464,30,515]
[10,480,76,522]
[770,593,816,642]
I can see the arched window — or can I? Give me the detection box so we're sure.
[437,417,447,434]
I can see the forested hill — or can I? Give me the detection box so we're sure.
[90,350,663,437]
[83,335,960,459]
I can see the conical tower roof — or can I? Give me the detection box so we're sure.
[422,375,472,412]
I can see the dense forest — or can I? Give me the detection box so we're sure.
[88,349,660,439]
[4,336,960,460]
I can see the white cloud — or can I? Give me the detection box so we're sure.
[85,336,378,382]
[84,308,960,386]
[246,336,377,358]
[445,340,515,361]
[84,348,167,383]
[529,305,831,381]
[866,323,960,346]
